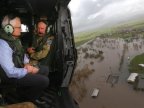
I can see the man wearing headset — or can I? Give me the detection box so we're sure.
[27,20,54,66]
[0,14,49,103]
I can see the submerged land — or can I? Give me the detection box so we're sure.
[70,19,144,108]
[74,19,144,74]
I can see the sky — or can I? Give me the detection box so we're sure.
[68,0,144,33]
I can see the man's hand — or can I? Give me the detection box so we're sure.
[31,67,39,74]
[24,64,39,74]
[24,64,33,73]
[27,47,35,54]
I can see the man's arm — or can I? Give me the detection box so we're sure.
[30,44,51,60]
[0,39,27,79]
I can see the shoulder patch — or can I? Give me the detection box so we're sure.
[47,39,52,45]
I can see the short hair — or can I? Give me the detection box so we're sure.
[36,20,48,27]
[1,14,20,28]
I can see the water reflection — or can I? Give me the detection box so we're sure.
[71,37,144,108]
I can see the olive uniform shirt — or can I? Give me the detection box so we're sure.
[29,35,54,65]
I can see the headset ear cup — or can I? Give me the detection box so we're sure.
[47,25,52,33]
[4,24,14,34]
[46,25,48,33]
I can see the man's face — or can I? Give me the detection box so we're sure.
[12,18,21,38]
[37,22,47,37]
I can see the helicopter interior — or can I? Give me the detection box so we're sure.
[0,0,78,108]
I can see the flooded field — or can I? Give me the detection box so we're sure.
[70,37,144,108]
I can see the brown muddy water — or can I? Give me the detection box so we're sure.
[70,37,144,108]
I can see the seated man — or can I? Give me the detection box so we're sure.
[0,14,49,102]
[27,20,54,66]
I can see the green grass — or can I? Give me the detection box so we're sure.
[75,38,91,47]
[129,53,144,73]
[74,28,115,47]
[74,18,144,47]
[74,32,98,47]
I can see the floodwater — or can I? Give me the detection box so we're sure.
[70,37,144,108]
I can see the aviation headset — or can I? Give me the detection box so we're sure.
[3,14,16,35]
